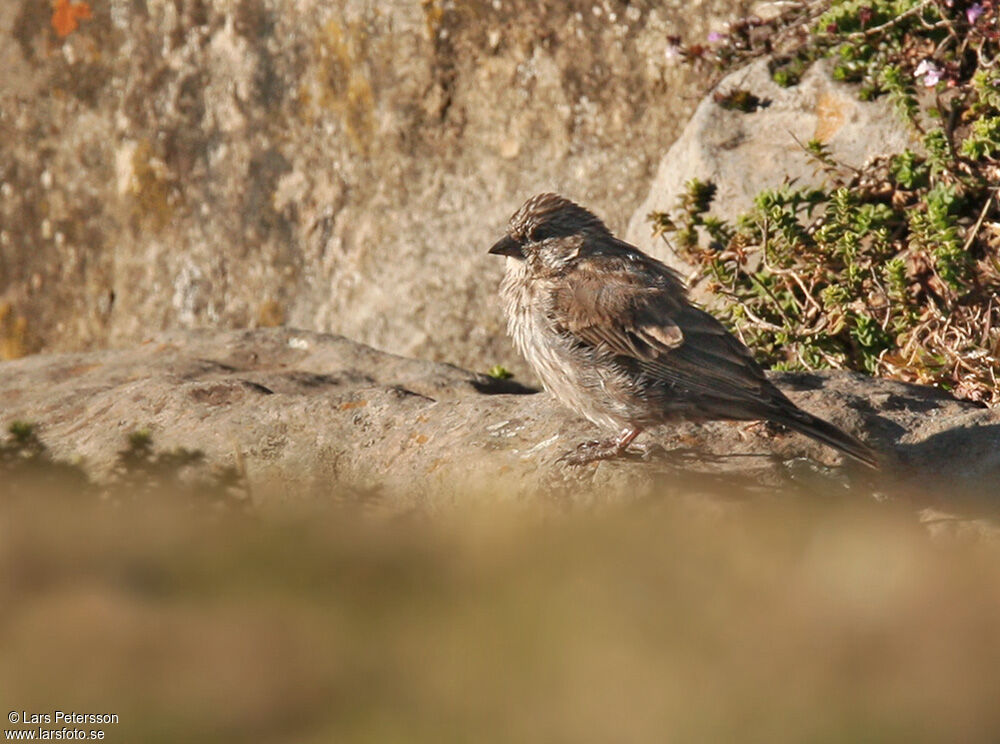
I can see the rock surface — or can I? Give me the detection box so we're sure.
[1,0,747,375]
[1,329,997,510]
[625,57,916,292]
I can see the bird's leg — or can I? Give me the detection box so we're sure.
[557,426,644,465]
[616,426,642,450]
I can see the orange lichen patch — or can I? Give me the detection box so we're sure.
[62,364,101,377]
[0,302,30,360]
[411,433,429,445]
[256,300,285,328]
[307,20,375,154]
[813,92,847,143]
[676,433,701,448]
[51,0,92,38]
[420,0,444,41]
[338,400,368,411]
[128,141,175,231]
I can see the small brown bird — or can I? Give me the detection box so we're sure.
[488,193,878,468]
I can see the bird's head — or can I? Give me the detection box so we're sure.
[488,193,611,266]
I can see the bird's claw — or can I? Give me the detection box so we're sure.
[557,439,668,466]
[557,439,622,466]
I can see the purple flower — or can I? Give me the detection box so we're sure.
[707,31,726,43]
[915,59,943,87]
[967,3,984,23]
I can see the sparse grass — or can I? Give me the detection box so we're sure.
[0,423,248,505]
[652,0,1000,403]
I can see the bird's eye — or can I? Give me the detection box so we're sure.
[529,224,559,243]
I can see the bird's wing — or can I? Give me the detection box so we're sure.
[551,256,684,358]
[549,253,773,403]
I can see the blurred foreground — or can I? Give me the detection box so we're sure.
[3,475,1000,743]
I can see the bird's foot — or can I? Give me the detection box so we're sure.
[557,439,623,465]
[557,428,654,466]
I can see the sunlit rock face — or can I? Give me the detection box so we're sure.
[0,0,743,373]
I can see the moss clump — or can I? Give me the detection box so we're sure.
[486,364,513,380]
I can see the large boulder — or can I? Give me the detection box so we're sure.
[1,329,996,511]
[625,57,916,288]
[1,0,744,375]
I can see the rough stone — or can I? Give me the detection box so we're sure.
[1,0,749,377]
[625,57,916,292]
[1,329,996,512]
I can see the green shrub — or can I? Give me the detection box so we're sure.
[654,0,1000,403]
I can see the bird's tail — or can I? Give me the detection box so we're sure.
[770,406,880,469]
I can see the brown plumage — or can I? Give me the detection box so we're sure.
[488,192,878,468]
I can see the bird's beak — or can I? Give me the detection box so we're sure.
[488,235,524,259]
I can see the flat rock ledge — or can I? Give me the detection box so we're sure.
[1,329,997,513]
